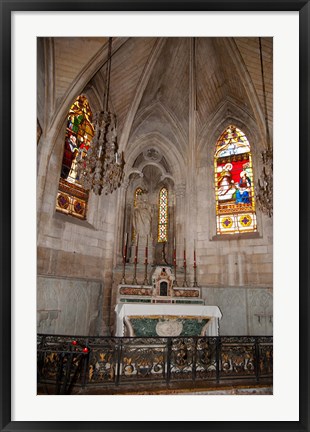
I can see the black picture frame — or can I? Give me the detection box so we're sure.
[1,1,309,431]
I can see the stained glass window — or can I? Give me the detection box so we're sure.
[132,187,144,240]
[214,125,257,235]
[56,95,94,220]
[158,187,168,242]
[134,187,144,207]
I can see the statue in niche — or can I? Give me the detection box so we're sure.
[133,193,152,239]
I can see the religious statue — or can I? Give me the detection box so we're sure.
[132,193,152,238]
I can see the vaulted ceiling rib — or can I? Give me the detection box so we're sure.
[51,37,272,159]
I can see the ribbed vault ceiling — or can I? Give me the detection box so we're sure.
[52,36,272,165]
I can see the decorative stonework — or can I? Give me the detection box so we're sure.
[56,178,88,219]
[125,315,210,337]
[152,266,174,297]
[117,266,203,305]
[156,319,183,336]
[143,147,162,162]
[119,287,153,296]
[173,289,199,297]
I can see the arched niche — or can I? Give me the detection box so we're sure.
[123,149,176,266]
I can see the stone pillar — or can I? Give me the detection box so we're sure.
[114,178,129,266]
[175,184,186,269]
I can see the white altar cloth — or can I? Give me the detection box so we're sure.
[114,303,222,337]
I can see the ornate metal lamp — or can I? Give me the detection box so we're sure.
[256,147,273,218]
[78,38,124,195]
[255,37,273,217]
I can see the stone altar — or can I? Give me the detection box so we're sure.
[114,303,222,337]
[115,266,222,337]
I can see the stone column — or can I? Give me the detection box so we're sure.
[175,184,186,269]
[113,178,129,266]
[187,37,198,284]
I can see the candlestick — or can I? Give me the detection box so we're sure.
[182,238,188,287]
[193,239,198,287]
[123,232,128,262]
[193,264,198,287]
[145,235,148,264]
[172,239,178,286]
[132,233,138,284]
[193,265,199,287]
[134,233,139,264]
[121,232,127,284]
[143,236,149,285]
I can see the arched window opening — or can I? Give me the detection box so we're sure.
[134,187,144,207]
[132,187,144,240]
[158,187,168,242]
[56,95,94,220]
[214,125,257,235]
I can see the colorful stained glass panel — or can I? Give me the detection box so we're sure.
[214,125,257,235]
[56,95,94,220]
[158,188,168,242]
[215,125,250,158]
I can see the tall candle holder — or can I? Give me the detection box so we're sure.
[172,238,178,286]
[143,235,149,285]
[132,234,139,285]
[182,240,188,287]
[121,232,128,284]
[132,262,138,285]
[193,263,198,287]
[193,241,198,287]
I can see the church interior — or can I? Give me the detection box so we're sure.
[37,36,273,394]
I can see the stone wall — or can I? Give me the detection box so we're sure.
[36,37,273,337]
[37,276,103,336]
[201,286,273,336]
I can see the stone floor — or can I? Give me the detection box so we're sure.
[38,379,272,395]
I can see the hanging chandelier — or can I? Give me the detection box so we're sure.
[256,147,273,218]
[78,37,124,195]
[255,37,273,218]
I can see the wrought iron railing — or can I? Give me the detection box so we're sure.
[37,334,272,394]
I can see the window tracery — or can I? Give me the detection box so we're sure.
[132,187,144,240]
[158,187,168,242]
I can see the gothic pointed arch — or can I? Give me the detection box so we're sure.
[132,186,144,240]
[214,125,257,234]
